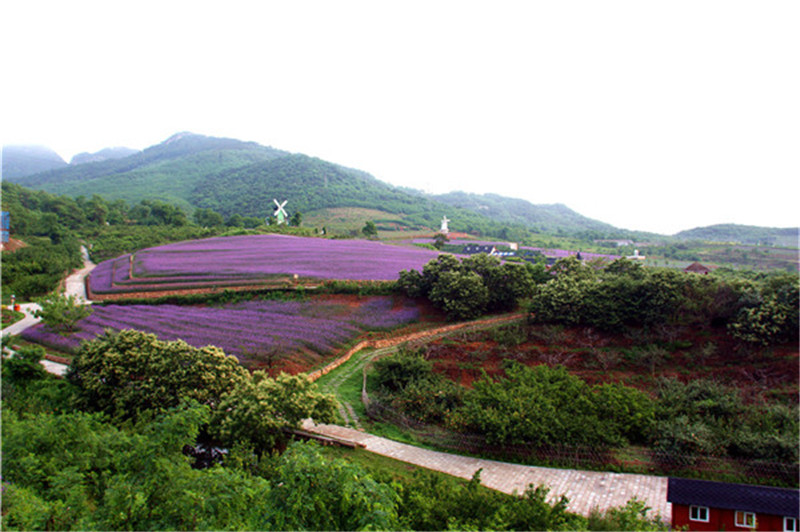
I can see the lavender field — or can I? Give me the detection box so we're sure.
[90,234,448,294]
[22,296,420,369]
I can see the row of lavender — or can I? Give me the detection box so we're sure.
[22,296,420,364]
[90,234,449,294]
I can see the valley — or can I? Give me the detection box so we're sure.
[1,132,798,531]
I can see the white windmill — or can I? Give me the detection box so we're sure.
[273,199,288,225]
[440,215,450,234]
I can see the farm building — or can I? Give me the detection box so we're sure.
[684,262,715,274]
[667,477,799,532]
[462,244,497,255]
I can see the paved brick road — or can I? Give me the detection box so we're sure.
[302,420,670,522]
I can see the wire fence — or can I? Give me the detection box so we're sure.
[364,395,799,488]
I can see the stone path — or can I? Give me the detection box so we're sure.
[302,420,671,522]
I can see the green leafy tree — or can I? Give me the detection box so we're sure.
[266,442,400,530]
[429,269,489,320]
[1,344,48,383]
[193,207,224,227]
[433,232,449,249]
[210,371,337,453]
[729,274,799,345]
[400,254,533,320]
[362,220,378,238]
[67,329,248,420]
[33,292,93,333]
[2,401,276,531]
[225,213,244,227]
[290,211,303,227]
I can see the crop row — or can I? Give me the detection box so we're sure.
[22,296,420,363]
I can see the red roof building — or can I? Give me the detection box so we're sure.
[668,478,799,532]
[684,262,715,274]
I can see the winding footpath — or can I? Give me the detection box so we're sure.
[1,245,95,376]
[302,420,671,521]
[2,251,671,522]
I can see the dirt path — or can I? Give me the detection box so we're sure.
[302,420,671,521]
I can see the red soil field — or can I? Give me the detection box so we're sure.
[418,324,799,403]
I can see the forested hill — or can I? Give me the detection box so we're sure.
[430,191,622,236]
[6,132,631,237]
[6,133,289,211]
[2,145,68,178]
[676,224,799,247]
[191,154,520,234]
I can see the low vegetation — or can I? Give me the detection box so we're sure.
[2,334,667,531]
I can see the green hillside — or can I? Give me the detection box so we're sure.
[431,191,622,235]
[9,133,288,210]
[190,154,521,235]
[676,224,798,247]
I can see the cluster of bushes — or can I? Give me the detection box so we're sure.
[374,353,653,448]
[372,351,799,472]
[1,236,83,299]
[398,254,538,320]
[653,379,798,465]
[528,256,799,346]
[372,350,464,424]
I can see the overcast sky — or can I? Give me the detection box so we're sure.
[2,0,798,235]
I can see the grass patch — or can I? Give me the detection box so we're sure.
[1,307,26,328]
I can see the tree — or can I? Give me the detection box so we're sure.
[67,329,249,420]
[433,232,449,249]
[728,273,799,345]
[34,292,93,333]
[1,344,48,383]
[362,220,378,238]
[210,371,337,453]
[429,269,489,320]
[194,208,224,227]
[225,213,244,227]
[266,442,400,531]
[290,211,303,227]
[399,254,533,320]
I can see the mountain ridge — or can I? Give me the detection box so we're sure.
[2,145,68,178]
[5,132,796,241]
[70,147,140,165]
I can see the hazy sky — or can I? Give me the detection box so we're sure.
[3,1,798,235]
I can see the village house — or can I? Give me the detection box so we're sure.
[461,244,497,255]
[667,477,799,532]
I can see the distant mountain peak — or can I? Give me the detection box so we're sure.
[70,147,140,165]
[163,131,197,144]
[2,145,68,178]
